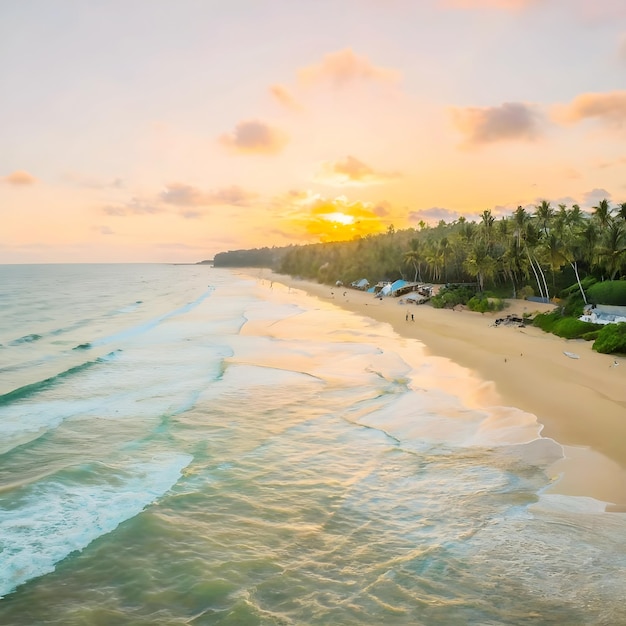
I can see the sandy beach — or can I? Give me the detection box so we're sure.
[248,270,626,510]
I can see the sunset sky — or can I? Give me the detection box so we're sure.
[2,0,626,263]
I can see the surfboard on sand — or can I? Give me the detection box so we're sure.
[563,351,580,359]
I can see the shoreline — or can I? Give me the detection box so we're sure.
[245,270,626,509]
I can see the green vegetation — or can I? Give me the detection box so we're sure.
[431,285,476,309]
[592,323,626,354]
[213,247,289,268]
[213,201,626,301]
[467,295,505,313]
[587,281,626,306]
[212,198,626,352]
[532,311,601,339]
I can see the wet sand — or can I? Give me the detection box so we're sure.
[251,271,626,509]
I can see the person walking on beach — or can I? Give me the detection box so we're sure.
[411,313,414,322]
[406,312,409,321]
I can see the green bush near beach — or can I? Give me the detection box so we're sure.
[592,323,626,354]
[559,277,597,317]
[430,285,475,309]
[587,281,626,306]
[467,295,505,313]
[532,311,559,333]
[533,311,601,339]
[430,285,505,312]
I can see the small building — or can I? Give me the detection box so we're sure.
[580,305,626,325]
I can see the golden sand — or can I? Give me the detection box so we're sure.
[250,270,626,508]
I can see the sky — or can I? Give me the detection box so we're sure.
[1,0,626,264]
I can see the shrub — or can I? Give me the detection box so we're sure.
[533,311,560,333]
[593,323,626,354]
[518,285,534,300]
[587,281,626,306]
[561,292,586,317]
[534,311,601,340]
[492,298,505,312]
[551,317,600,339]
[467,295,490,313]
[559,276,596,299]
[430,285,476,309]
[467,296,505,313]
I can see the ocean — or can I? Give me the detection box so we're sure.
[0,263,624,625]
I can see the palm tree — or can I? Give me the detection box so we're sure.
[509,208,546,300]
[448,231,470,281]
[537,232,568,287]
[480,209,496,251]
[567,204,584,228]
[512,205,530,248]
[403,238,423,282]
[616,202,626,222]
[592,199,613,229]
[438,236,451,282]
[553,204,568,237]
[463,240,496,292]
[424,238,445,282]
[562,228,588,304]
[534,200,554,235]
[559,204,590,304]
[501,233,530,297]
[580,222,600,273]
[597,222,626,279]
[525,222,550,301]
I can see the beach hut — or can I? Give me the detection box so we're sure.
[389,279,409,296]
[405,292,429,304]
[579,305,626,325]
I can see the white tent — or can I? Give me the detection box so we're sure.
[351,278,369,290]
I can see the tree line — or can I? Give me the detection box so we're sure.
[276,199,626,302]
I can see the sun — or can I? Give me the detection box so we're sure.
[290,195,387,242]
[322,212,355,226]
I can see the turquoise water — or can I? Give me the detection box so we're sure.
[0,264,624,625]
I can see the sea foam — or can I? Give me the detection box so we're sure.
[0,453,192,598]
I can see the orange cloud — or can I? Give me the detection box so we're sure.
[409,206,462,225]
[315,155,401,186]
[297,48,401,88]
[160,183,256,206]
[553,91,626,127]
[4,170,37,185]
[440,0,538,9]
[597,156,626,169]
[451,102,542,146]
[269,84,302,111]
[219,119,288,154]
[62,172,124,189]
[102,198,163,216]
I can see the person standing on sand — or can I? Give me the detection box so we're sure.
[411,313,414,322]
[406,312,409,321]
